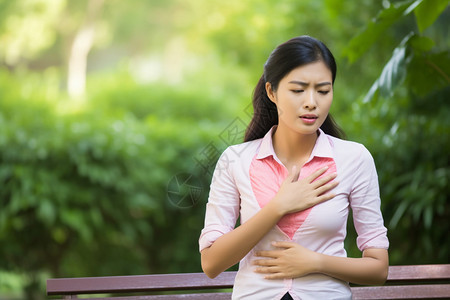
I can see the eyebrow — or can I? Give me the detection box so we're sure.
[288,80,332,87]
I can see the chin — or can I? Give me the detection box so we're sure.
[294,125,320,135]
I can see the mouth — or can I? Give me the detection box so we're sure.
[299,114,318,120]
[299,114,318,124]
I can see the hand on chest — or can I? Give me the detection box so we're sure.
[250,155,343,239]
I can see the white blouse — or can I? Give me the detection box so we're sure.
[199,127,389,300]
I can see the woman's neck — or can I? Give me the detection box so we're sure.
[272,125,318,169]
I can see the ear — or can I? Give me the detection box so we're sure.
[265,82,276,104]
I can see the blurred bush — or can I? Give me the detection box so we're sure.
[342,0,450,264]
[0,69,248,298]
[0,1,448,299]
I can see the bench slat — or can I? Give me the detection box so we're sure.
[351,284,450,299]
[47,272,235,295]
[386,264,450,282]
[59,285,450,300]
[47,264,450,299]
[81,292,233,300]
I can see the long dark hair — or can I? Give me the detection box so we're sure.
[244,36,345,142]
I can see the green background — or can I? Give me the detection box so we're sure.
[0,0,448,299]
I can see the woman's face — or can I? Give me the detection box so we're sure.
[266,60,333,136]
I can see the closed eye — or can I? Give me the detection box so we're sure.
[318,91,330,95]
[291,90,304,93]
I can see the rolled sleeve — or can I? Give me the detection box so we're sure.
[350,146,389,251]
[199,149,240,252]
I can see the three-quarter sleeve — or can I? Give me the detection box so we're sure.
[199,148,240,252]
[349,146,389,251]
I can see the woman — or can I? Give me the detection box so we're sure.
[199,36,389,300]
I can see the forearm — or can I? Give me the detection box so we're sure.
[316,248,389,285]
[201,201,283,278]
[201,165,338,279]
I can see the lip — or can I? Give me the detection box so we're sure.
[299,114,318,124]
[300,114,318,119]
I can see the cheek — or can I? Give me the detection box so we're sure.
[283,94,299,110]
[323,97,333,111]
[275,94,296,115]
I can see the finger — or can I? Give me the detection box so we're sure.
[314,193,336,206]
[253,259,276,266]
[315,180,339,195]
[310,172,338,189]
[254,266,279,274]
[255,250,279,258]
[256,268,289,280]
[306,166,330,183]
[271,241,296,249]
[315,188,338,203]
[263,273,287,280]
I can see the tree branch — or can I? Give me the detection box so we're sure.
[425,58,450,83]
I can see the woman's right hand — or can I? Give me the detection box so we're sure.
[272,165,338,215]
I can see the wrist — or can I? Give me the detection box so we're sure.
[313,252,325,274]
[268,196,286,219]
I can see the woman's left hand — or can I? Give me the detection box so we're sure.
[253,241,320,279]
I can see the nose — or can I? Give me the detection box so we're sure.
[303,91,317,110]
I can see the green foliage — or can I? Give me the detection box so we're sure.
[0,0,448,299]
[0,0,64,65]
[343,0,450,263]
[343,0,415,63]
[0,69,242,298]
[414,0,449,33]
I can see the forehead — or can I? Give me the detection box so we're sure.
[282,61,332,83]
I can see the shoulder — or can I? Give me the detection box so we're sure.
[213,138,262,179]
[327,135,374,162]
[220,138,263,161]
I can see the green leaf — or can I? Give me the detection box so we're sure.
[363,80,381,103]
[344,0,420,63]
[390,201,409,228]
[405,50,450,96]
[403,0,425,15]
[378,46,407,97]
[423,203,433,229]
[37,199,56,225]
[363,33,413,102]
[414,0,449,33]
[408,35,435,52]
[61,210,92,242]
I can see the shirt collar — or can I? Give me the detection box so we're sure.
[256,126,334,161]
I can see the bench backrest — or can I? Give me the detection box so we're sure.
[47,264,450,299]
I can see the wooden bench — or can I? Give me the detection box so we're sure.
[47,264,450,299]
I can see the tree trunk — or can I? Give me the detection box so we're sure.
[67,0,105,99]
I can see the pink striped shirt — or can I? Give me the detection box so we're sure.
[199,127,389,300]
